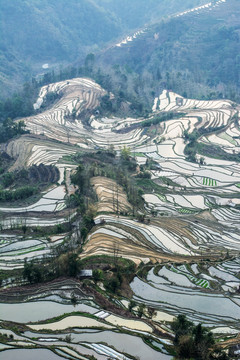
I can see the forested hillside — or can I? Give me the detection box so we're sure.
[0,0,205,97]
[93,0,205,29]
[0,0,119,96]
[0,1,240,358]
[99,0,240,102]
[1,0,239,126]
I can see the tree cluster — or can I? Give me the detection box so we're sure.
[0,118,28,143]
[142,112,185,128]
[0,164,59,203]
[0,186,37,202]
[172,315,229,360]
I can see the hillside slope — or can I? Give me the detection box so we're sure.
[0,0,119,96]
[0,0,205,97]
[0,77,240,358]
[93,0,205,29]
[99,0,240,101]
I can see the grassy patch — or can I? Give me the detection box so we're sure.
[135,178,165,194]
[177,208,197,214]
[218,133,237,146]
[132,152,145,157]
[10,246,46,256]
[197,142,240,162]
[203,177,217,187]
[30,311,99,325]
[159,176,180,187]
[171,265,210,289]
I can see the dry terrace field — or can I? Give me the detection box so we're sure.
[91,176,132,214]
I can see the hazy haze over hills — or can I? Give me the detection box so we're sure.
[93,0,206,29]
[0,0,205,96]
[0,2,240,359]
[98,0,240,101]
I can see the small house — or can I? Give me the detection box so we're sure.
[176,97,183,106]
[229,344,240,357]
[79,270,93,278]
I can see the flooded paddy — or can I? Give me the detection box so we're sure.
[0,301,98,323]
[0,186,66,213]
[1,82,240,359]
[70,331,170,360]
[131,264,240,329]
[0,349,67,360]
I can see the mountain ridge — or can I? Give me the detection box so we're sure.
[0,0,206,97]
[98,0,240,102]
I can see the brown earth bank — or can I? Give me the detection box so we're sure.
[91,176,132,214]
[80,230,227,265]
[219,333,240,349]
[0,277,87,302]
[0,207,77,218]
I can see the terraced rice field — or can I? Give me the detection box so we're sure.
[0,186,66,213]
[0,281,172,360]
[81,211,240,263]
[21,78,148,150]
[0,234,66,270]
[131,260,240,331]
[1,79,240,358]
[91,177,132,214]
[0,211,76,231]
[6,82,240,266]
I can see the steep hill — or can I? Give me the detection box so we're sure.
[99,0,240,102]
[0,0,205,97]
[0,0,119,96]
[0,76,240,358]
[93,0,205,29]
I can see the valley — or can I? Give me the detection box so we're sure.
[0,77,239,359]
[0,0,240,358]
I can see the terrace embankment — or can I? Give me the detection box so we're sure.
[0,278,88,303]
[91,176,132,214]
[80,221,223,265]
[0,277,172,339]
[218,333,240,350]
[2,134,78,171]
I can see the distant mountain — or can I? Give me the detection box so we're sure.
[99,0,240,101]
[0,0,119,96]
[0,0,205,97]
[93,0,205,29]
